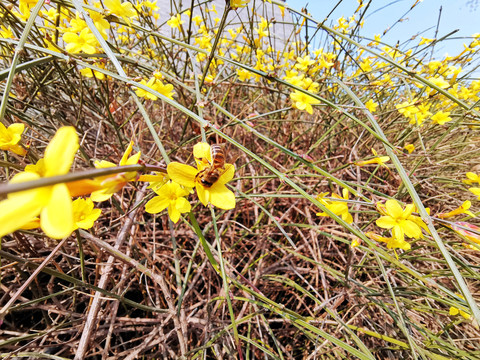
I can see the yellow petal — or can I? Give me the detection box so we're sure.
[449,307,459,316]
[392,226,405,243]
[385,199,403,218]
[167,206,181,223]
[208,183,235,210]
[167,162,197,188]
[125,151,141,165]
[193,142,211,160]
[217,163,235,185]
[402,219,422,239]
[76,209,101,230]
[376,216,396,229]
[175,197,191,213]
[90,188,114,202]
[44,127,79,176]
[145,196,169,214]
[120,141,134,165]
[40,183,74,239]
[196,182,208,206]
[8,123,24,135]
[0,191,43,237]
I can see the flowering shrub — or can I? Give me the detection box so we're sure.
[0,0,479,358]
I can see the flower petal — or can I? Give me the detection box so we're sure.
[217,163,235,185]
[385,199,403,218]
[376,216,396,229]
[193,142,211,161]
[196,183,208,206]
[145,196,170,214]
[0,190,43,237]
[40,183,74,239]
[208,183,235,210]
[120,141,134,165]
[167,206,181,223]
[175,197,191,213]
[402,220,422,239]
[44,127,79,176]
[167,162,197,188]
[76,209,102,230]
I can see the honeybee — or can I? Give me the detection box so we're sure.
[195,144,229,188]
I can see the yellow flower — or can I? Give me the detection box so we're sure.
[236,68,253,81]
[316,189,353,224]
[355,148,390,167]
[192,15,203,26]
[88,8,110,39]
[145,181,191,223]
[0,25,14,39]
[404,144,415,153]
[138,171,168,191]
[375,199,424,244]
[167,143,235,210]
[290,90,320,114]
[295,56,315,71]
[91,141,141,202]
[438,201,476,219]
[431,110,452,125]
[449,294,471,320]
[207,4,218,14]
[0,122,27,155]
[135,77,158,100]
[255,17,270,38]
[19,0,37,15]
[230,0,250,9]
[72,197,102,230]
[0,127,79,239]
[104,0,137,25]
[63,28,98,54]
[167,14,184,29]
[419,37,434,46]
[365,99,378,113]
[153,79,175,100]
[463,172,480,185]
[80,62,106,80]
[469,187,480,200]
[351,238,361,248]
[134,77,175,100]
[366,231,411,251]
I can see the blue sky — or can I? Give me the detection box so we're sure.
[286,0,478,58]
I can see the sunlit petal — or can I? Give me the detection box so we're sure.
[0,192,43,237]
[175,197,191,213]
[209,183,235,210]
[376,216,396,229]
[40,183,74,239]
[119,141,134,165]
[167,162,197,188]
[196,183,208,206]
[392,226,405,243]
[193,142,211,160]
[385,199,403,218]
[125,151,141,165]
[217,163,235,184]
[167,206,181,223]
[44,126,79,176]
[402,220,422,239]
[145,196,170,214]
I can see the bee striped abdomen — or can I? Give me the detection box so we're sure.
[210,145,225,169]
